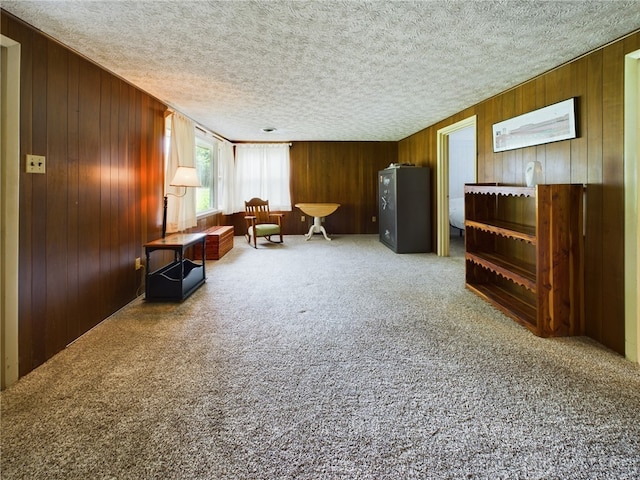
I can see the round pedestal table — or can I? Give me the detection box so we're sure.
[295,203,341,241]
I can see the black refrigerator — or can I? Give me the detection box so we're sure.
[378,166,431,253]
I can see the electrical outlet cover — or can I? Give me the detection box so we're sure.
[26,154,46,174]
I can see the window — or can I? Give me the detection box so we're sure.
[234,143,292,212]
[195,133,218,214]
[165,117,220,216]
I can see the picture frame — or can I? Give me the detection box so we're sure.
[492,98,576,152]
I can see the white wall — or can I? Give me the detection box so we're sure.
[448,126,476,199]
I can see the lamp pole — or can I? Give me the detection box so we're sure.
[162,195,169,238]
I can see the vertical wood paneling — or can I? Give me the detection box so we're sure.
[500,89,517,184]
[131,89,143,278]
[585,49,604,342]
[601,41,625,353]
[520,80,539,185]
[30,30,48,370]
[67,52,80,342]
[570,57,588,184]
[108,76,120,312]
[121,83,135,300]
[4,12,167,377]
[77,59,103,336]
[490,96,503,182]
[117,82,129,303]
[142,99,165,241]
[475,102,488,181]
[534,77,547,183]
[46,39,69,357]
[398,30,640,354]
[4,8,638,372]
[99,70,112,320]
[544,66,572,183]
[497,96,507,183]
[285,141,395,236]
[512,87,524,184]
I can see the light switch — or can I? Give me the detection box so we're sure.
[26,154,46,174]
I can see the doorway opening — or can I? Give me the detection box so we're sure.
[436,116,477,257]
[1,34,21,389]
[624,49,640,363]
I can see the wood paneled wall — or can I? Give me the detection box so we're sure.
[289,142,396,234]
[2,12,167,376]
[225,141,396,236]
[5,6,637,375]
[398,31,640,354]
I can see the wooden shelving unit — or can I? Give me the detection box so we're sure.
[464,183,584,337]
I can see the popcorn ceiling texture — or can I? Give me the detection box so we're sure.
[3,1,640,141]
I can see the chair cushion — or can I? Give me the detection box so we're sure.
[254,224,280,236]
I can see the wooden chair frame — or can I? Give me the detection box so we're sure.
[244,198,284,248]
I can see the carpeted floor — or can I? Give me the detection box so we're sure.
[1,234,639,479]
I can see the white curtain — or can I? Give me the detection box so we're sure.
[233,143,292,212]
[166,112,197,233]
[218,141,236,215]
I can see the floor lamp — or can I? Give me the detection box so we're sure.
[162,166,201,238]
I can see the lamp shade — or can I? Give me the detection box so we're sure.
[169,166,201,187]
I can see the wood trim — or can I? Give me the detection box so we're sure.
[436,115,477,256]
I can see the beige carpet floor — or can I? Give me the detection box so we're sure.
[1,234,639,479]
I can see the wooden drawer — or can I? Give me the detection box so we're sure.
[194,225,234,260]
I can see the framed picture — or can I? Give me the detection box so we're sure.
[493,98,576,152]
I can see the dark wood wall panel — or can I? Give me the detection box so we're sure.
[288,141,395,235]
[77,59,103,340]
[29,28,49,370]
[570,58,588,184]
[99,70,112,320]
[2,12,167,376]
[46,39,69,358]
[584,49,604,343]
[601,41,625,350]
[224,141,396,236]
[398,30,640,354]
[67,53,80,342]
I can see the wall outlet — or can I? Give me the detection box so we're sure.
[301,215,305,222]
[135,257,141,270]
[372,216,377,222]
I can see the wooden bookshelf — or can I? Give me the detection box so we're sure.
[464,183,584,337]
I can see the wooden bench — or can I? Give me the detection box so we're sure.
[193,225,234,260]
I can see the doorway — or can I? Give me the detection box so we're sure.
[624,49,640,364]
[436,116,477,257]
[1,35,20,389]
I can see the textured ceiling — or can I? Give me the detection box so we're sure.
[3,1,640,142]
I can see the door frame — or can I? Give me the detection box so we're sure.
[624,49,640,363]
[436,115,477,256]
[1,34,21,389]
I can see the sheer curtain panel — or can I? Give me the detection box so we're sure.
[166,113,197,233]
[234,143,292,212]
[218,141,236,215]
